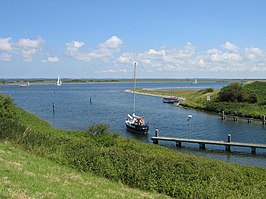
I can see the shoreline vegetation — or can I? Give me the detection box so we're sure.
[1,78,266,85]
[0,93,266,198]
[129,81,266,119]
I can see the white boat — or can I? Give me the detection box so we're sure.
[125,63,149,134]
[56,76,62,86]
[20,81,30,87]
[192,78,197,85]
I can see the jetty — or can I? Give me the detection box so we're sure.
[221,111,266,124]
[151,129,266,154]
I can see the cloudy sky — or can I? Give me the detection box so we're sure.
[0,0,266,79]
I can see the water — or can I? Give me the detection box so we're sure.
[0,81,265,168]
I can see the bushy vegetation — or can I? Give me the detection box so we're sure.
[218,82,257,103]
[0,142,167,199]
[0,94,266,198]
[179,81,266,118]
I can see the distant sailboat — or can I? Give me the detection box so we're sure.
[125,63,149,134]
[56,76,62,86]
[20,81,30,87]
[192,78,197,85]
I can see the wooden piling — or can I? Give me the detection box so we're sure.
[153,129,159,144]
[176,141,181,147]
[199,143,205,149]
[262,115,266,125]
[221,111,225,120]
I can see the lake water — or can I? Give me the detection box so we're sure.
[1,81,266,168]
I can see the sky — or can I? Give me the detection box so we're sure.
[0,0,266,79]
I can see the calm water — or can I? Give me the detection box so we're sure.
[1,82,266,168]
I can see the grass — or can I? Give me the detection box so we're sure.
[137,82,266,118]
[0,141,169,199]
[1,92,266,198]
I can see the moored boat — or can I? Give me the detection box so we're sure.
[163,96,179,103]
[125,63,149,134]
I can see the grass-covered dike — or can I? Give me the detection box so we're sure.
[0,93,266,198]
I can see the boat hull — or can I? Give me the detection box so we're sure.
[163,97,179,103]
[125,121,149,134]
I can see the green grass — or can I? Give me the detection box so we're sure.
[137,82,266,118]
[0,141,169,199]
[1,93,266,198]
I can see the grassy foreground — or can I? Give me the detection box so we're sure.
[0,141,168,199]
[1,94,266,198]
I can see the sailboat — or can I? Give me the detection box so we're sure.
[125,63,149,134]
[163,83,179,103]
[192,78,197,85]
[56,76,62,86]
[20,81,30,87]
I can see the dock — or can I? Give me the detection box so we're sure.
[221,111,266,124]
[151,130,266,154]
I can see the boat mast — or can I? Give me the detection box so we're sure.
[132,63,137,115]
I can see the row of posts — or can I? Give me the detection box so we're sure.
[222,111,266,125]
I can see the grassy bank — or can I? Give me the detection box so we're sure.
[1,93,266,198]
[137,81,266,118]
[0,141,168,199]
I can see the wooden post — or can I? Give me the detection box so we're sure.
[221,111,225,120]
[52,102,55,112]
[153,129,159,144]
[155,128,159,137]
[262,115,266,125]
[199,143,205,149]
[176,141,181,148]
[251,147,256,154]
[226,134,231,152]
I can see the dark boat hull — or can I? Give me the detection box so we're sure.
[163,97,179,103]
[125,122,149,134]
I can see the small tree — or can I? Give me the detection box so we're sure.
[218,83,257,103]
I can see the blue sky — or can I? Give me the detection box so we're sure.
[0,0,266,79]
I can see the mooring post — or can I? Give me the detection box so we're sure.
[52,102,55,112]
[199,143,205,149]
[262,115,266,125]
[222,111,225,120]
[251,147,256,154]
[247,118,252,123]
[176,141,181,148]
[153,129,159,144]
[226,134,231,152]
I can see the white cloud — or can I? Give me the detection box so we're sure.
[222,41,240,52]
[15,37,44,62]
[0,53,12,61]
[41,56,60,63]
[66,36,123,62]
[99,36,123,49]
[20,49,37,62]
[117,41,266,74]
[0,37,13,51]
[17,37,43,48]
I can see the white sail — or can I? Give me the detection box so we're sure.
[56,76,62,86]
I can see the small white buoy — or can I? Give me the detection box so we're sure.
[187,115,192,121]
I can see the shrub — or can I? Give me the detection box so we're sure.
[199,88,214,94]
[218,82,257,103]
